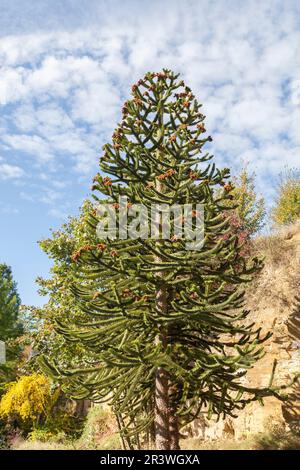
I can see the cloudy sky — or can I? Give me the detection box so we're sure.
[0,0,299,306]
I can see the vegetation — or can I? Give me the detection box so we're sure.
[271,168,300,226]
[0,264,23,390]
[10,411,300,451]
[77,406,121,450]
[0,264,22,338]
[36,70,293,451]
[21,201,97,375]
[0,374,54,428]
[0,73,299,452]
[182,416,300,450]
[219,166,265,236]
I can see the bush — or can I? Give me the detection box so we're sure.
[271,168,300,226]
[253,232,291,267]
[43,405,85,439]
[78,405,121,449]
[0,374,55,428]
[0,421,8,449]
[218,166,266,237]
[253,416,300,450]
[28,427,67,443]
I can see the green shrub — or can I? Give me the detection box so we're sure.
[44,406,85,439]
[78,405,121,449]
[253,416,300,450]
[216,166,266,237]
[28,428,67,443]
[0,421,8,449]
[271,168,300,226]
[98,434,122,450]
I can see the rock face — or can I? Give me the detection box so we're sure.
[189,223,300,440]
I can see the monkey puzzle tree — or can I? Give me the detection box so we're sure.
[40,70,293,450]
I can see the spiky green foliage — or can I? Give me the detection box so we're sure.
[0,264,21,339]
[21,201,99,373]
[40,70,290,448]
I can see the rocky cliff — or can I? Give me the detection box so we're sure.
[187,221,300,440]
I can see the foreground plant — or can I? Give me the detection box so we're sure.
[40,70,298,450]
[271,167,300,226]
[0,374,54,428]
[0,263,23,394]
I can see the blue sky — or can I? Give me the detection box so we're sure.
[0,0,299,306]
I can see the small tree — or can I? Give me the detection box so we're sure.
[0,264,21,339]
[215,166,265,259]
[0,264,22,392]
[40,71,297,450]
[271,168,300,226]
[223,166,265,236]
[21,201,98,373]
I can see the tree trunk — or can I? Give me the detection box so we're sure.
[154,178,171,450]
[168,323,180,450]
[154,363,170,449]
[154,285,170,450]
[169,413,180,450]
[149,419,156,449]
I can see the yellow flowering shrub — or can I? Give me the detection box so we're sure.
[271,169,300,226]
[0,374,54,425]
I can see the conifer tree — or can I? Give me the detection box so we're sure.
[271,168,300,226]
[0,264,21,339]
[40,70,297,450]
[0,263,22,392]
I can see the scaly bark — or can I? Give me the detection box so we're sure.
[169,412,180,450]
[154,285,170,450]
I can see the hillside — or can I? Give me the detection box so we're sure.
[186,221,300,441]
[10,221,300,451]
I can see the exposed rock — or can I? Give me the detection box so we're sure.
[190,221,300,440]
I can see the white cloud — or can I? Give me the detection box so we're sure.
[19,191,35,202]
[0,202,19,214]
[226,99,288,140]
[2,134,53,162]
[48,207,69,219]
[0,162,25,179]
[0,67,26,105]
[0,0,299,207]
[71,82,120,126]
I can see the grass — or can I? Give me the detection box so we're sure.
[13,405,122,451]
[13,423,300,451]
[181,437,255,450]
[182,418,300,450]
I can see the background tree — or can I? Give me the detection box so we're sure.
[21,201,98,374]
[221,165,265,236]
[271,167,300,226]
[0,264,22,393]
[216,166,266,259]
[8,207,98,443]
[0,264,22,339]
[40,70,296,450]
